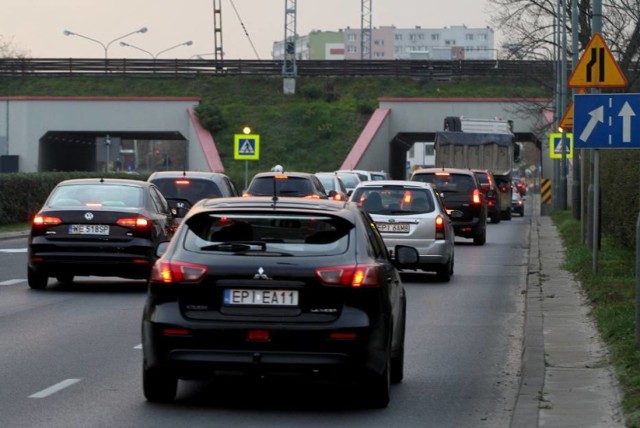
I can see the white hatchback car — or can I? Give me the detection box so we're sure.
[350,180,456,281]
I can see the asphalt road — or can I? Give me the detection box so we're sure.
[0,210,530,428]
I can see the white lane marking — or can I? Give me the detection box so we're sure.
[29,378,81,398]
[134,344,142,349]
[0,279,25,286]
[0,249,27,253]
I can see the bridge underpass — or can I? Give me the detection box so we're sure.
[340,97,552,179]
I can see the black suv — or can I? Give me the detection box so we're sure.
[411,167,487,245]
[244,171,330,199]
[142,197,419,407]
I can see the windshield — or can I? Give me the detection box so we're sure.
[48,184,143,208]
[351,186,435,215]
[183,212,353,256]
[151,178,223,204]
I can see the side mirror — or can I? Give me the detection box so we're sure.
[155,241,170,258]
[394,245,420,266]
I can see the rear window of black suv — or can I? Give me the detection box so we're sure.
[182,211,353,256]
[412,171,477,194]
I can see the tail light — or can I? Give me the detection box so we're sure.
[33,215,62,226]
[117,217,150,229]
[315,264,379,288]
[304,194,322,199]
[150,260,208,284]
[472,189,482,205]
[435,214,446,240]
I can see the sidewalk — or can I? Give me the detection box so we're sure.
[511,196,626,427]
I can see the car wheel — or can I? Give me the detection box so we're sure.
[143,365,177,403]
[56,274,74,284]
[27,267,48,290]
[473,226,486,246]
[363,356,391,408]
[391,304,406,384]
[504,208,512,221]
[435,258,452,282]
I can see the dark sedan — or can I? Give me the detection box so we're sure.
[27,178,174,289]
[142,197,419,407]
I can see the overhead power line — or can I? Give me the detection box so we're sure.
[228,0,261,60]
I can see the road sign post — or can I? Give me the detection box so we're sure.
[234,132,261,189]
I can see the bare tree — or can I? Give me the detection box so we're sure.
[0,35,29,58]
[488,0,640,87]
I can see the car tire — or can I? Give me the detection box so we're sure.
[363,357,391,408]
[503,208,512,221]
[473,226,486,246]
[391,304,406,384]
[27,267,48,290]
[435,258,452,282]
[56,274,74,284]
[143,365,178,403]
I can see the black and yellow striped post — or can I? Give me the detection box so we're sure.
[540,178,552,215]
[541,178,552,204]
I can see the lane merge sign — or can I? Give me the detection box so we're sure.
[574,93,640,149]
[549,133,573,159]
[568,33,627,88]
[234,134,260,160]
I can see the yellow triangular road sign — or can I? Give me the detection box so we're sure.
[568,33,627,88]
[559,102,573,130]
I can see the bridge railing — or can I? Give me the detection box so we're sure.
[0,58,556,80]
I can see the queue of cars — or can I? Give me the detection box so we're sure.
[27,165,524,407]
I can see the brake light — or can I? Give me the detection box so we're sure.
[150,260,208,284]
[116,217,150,228]
[304,194,322,199]
[472,189,482,205]
[315,264,379,287]
[33,215,62,226]
[175,179,190,185]
[403,191,412,204]
[435,214,446,240]
[435,172,450,176]
[500,185,508,193]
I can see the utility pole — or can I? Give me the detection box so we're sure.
[213,0,224,64]
[282,0,297,94]
[360,0,372,60]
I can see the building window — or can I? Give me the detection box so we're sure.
[477,34,487,41]
[347,45,357,53]
[395,34,403,41]
[347,34,357,42]
[431,33,440,41]
[418,34,425,40]
[466,34,474,41]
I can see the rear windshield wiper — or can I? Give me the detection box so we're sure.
[200,241,267,252]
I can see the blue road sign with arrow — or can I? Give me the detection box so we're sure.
[573,93,640,149]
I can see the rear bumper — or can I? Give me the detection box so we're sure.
[28,238,155,279]
[142,301,388,380]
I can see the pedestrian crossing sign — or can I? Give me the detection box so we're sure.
[549,133,573,159]
[234,134,260,160]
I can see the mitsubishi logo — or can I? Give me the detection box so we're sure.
[84,212,94,221]
[253,267,271,280]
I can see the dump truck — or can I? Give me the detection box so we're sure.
[435,116,519,220]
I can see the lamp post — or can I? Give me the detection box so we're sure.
[121,41,193,59]
[63,27,148,59]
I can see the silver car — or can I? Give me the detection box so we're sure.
[350,180,456,281]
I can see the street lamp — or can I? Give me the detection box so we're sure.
[63,27,148,59]
[120,40,193,59]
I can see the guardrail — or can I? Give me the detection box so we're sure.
[0,58,556,80]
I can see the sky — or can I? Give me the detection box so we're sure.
[1,0,499,60]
